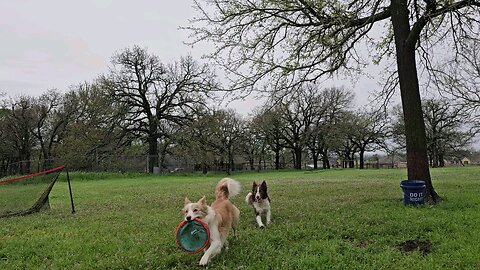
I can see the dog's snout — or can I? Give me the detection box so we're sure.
[186,216,192,221]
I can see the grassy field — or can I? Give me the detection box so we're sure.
[1,167,479,269]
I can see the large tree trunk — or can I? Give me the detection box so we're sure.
[359,149,365,169]
[229,149,235,172]
[322,157,330,169]
[274,139,280,170]
[147,136,158,173]
[438,154,445,167]
[147,118,160,173]
[349,153,355,169]
[20,142,31,174]
[322,148,330,169]
[274,149,280,170]
[294,147,302,169]
[391,0,439,203]
[159,142,169,171]
[311,148,318,169]
[202,162,208,174]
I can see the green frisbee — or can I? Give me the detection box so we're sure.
[175,218,210,253]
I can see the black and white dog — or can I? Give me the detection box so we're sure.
[245,181,271,228]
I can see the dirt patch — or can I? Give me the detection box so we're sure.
[398,239,432,255]
[341,235,369,248]
[355,240,369,248]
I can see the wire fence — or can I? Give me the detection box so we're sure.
[0,155,282,178]
[4,154,458,179]
[0,159,58,179]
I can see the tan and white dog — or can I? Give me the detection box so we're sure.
[183,178,241,266]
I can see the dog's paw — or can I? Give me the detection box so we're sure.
[259,224,265,229]
[199,258,209,266]
[199,254,209,266]
[224,240,229,250]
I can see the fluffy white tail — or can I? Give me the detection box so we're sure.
[245,192,253,205]
[215,178,241,200]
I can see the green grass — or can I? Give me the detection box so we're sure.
[1,167,480,269]
[0,173,61,216]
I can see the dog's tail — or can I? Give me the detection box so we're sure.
[245,192,253,205]
[215,178,241,200]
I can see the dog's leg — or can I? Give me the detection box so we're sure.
[199,240,221,266]
[266,208,272,225]
[199,227,222,266]
[255,210,265,228]
[221,233,229,251]
[232,206,240,238]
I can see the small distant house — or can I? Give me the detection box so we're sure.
[364,155,407,169]
[461,157,471,165]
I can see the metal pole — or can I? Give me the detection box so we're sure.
[66,168,75,213]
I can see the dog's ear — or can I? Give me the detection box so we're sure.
[253,181,257,186]
[261,181,267,191]
[184,197,191,205]
[198,196,207,205]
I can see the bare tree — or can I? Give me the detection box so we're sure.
[433,38,480,140]
[305,87,355,169]
[174,110,215,174]
[241,113,268,171]
[350,110,390,169]
[188,0,480,203]
[273,84,323,169]
[174,108,244,174]
[101,46,218,172]
[3,96,35,173]
[331,112,359,169]
[213,109,245,174]
[434,38,480,109]
[391,98,477,167]
[0,105,15,175]
[250,106,286,170]
[57,82,133,170]
[423,98,477,167]
[29,89,79,169]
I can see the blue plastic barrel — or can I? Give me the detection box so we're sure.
[400,180,426,205]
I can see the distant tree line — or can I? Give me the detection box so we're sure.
[1,46,478,175]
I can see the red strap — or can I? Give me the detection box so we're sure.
[0,165,65,184]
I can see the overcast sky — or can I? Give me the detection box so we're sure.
[0,0,383,115]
